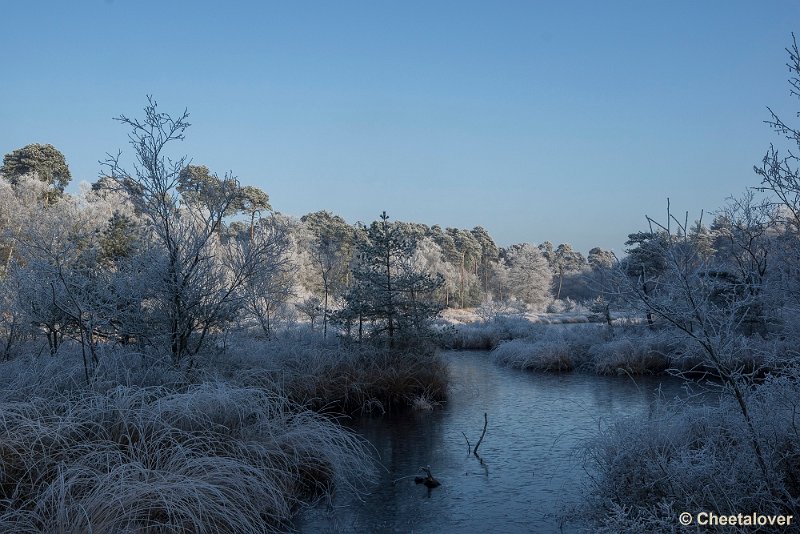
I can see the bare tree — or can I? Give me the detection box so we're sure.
[624,203,778,494]
[239,217,294,338]
[102,97,272,363]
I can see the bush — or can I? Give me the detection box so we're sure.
[492,337,574,371]
[490,324,604,372]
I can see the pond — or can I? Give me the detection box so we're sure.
[296,350,693,533]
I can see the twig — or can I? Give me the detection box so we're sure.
[473,412,488,457]
[391,474,417,485]
[461,431,472,455]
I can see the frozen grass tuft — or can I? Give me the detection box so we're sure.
[588,328,674,375]
[0,343,186,403]
[486,324,733,376]
[490,325,601,372]
[207,330,448,415]
[0,381,374,533]
[491,338,574,372]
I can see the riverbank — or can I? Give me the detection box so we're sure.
[583,372,800,532]
[0,331,447,532]
[440,311,775,376]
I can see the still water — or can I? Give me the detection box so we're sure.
[297,350,690,533]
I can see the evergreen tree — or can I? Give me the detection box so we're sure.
[341,212,443,347]
[1,143,71,201]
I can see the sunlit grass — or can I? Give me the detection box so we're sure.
[0,380,374,533]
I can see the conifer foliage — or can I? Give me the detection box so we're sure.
[338,212,443,346]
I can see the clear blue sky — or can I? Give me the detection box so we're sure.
[2,1,798,254]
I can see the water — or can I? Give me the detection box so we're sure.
[296,350,691,533]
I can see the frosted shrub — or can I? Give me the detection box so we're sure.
[546,298,576,314]
[585,374,800,532]
[444,321,504,350]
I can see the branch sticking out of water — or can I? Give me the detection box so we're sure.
[474,412,488,457]
[462,413,488,466]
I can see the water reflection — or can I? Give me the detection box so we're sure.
[296,350,690,533]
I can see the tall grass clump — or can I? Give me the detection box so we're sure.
[0,344,187,403]
[491,338,574,371]
[583,373,800,533]
[206,330,449,415]
[443,315,552,350]
[588,327,675,375]
[490,324,601,372]
[0,381,374,533]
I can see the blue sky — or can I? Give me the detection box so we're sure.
[2,1,798,254]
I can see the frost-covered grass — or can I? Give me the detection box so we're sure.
[460,316,762,377]
[583,374,800,532]
[441,310,605,351]
[0,381,374,533]
[491,333,583,372]
[588,328,675,375]
[0,330,450,532]
[442,315,555,350]
[208,330,448,414]
[487,324,699,375]
[0,343,186,403]
[487,323,597,371]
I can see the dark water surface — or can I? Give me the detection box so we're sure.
[296,350,690,533]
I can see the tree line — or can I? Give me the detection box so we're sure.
[0,109,623,372]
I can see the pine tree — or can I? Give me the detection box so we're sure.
[340,212,443,347]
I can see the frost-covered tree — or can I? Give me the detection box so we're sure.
[8,190,123,379]
[1,143,71,201]
[235,185,272,238]
[755,34,800,233]
[0,174,52,272]
[445,228,481,307]
[754,34,800,336]
[621,204,781,493]
[0,273,31,360]
[551,243,586,300]
[341,212,443,347]
[102,97,274,363]
[239,217,294,338]
[300,211,355,338]
[623,230,672,326]
[587,247,615,271]
[471,226,499,301]
[296,295,323,330]
[411,237,459,307]
[499,243,552,309]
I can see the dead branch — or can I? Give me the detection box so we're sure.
[473,412,488,459]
